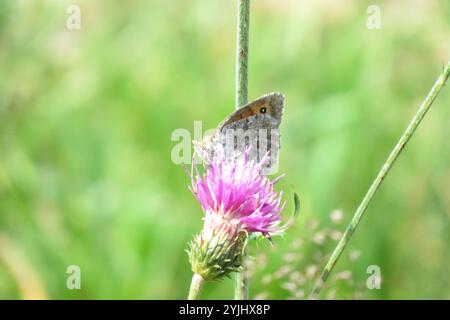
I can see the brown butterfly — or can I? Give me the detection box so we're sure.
[198,92,284,174]
[218,92,284,131]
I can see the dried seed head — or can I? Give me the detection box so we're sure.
[254,292,269,300]
[294,290,305,299]
[274,265,291,279]
[330,209,343,224]
[349,250,361,262]
[281,281,297,292]
[290,238,303,249]
[329,230,343,241]
[313,231,326,245]
[283,253,298,263]
[334,270,352,281]
[305,265,318,278]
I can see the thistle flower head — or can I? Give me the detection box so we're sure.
[191,147,285,237]
[187,147,286,281]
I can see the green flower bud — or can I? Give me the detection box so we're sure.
[187,215,247,281]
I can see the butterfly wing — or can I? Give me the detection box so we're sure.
[218,92,284,174]
[218,92,284,131]
[198,93,285,174]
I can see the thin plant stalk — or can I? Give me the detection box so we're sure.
[188,273,204,300]
[235,0,250,109]
[234,0,251,300]
[309,62,450,299]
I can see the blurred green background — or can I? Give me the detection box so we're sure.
[0,0,449,299]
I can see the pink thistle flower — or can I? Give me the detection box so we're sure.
[190,148,286,238]
[186,146,294,281]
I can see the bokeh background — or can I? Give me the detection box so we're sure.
[0,0,449,299]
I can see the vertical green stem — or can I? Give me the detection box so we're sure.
[235,245,248,300]
[235,0,250,110]
[234,0,250,300]
[309,62,450,299]
[188,273,204,300]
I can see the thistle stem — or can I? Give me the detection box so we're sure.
[188,273,204,300]
[234,0,250,300]
[309,62,450,299]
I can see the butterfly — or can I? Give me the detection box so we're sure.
[197,92,285,174]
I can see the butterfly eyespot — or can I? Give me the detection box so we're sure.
[260,107,267,114]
